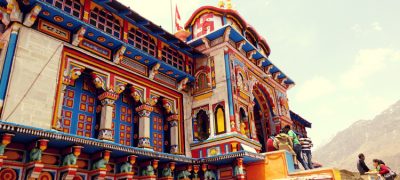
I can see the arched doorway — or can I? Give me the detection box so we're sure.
[252,84,275,152]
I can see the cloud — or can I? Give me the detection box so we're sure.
[351,22,383,35]
[351,24,362,33]
[341,48,400,89]
[294,76,336,102]
[371,22,383,31]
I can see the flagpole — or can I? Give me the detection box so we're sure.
[170,0,174,33]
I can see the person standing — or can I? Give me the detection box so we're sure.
[267,134,277,152]
[299,135,314,169]
[357,153,370,175]
[273,130,298,168]
[284,125,309,170]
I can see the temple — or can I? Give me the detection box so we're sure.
[0,0,339,179]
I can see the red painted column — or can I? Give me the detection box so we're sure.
[123,19,129,43]
[157,40,162,60]
[83,0,91,23]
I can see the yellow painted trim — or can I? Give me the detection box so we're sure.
[193,92,212,101]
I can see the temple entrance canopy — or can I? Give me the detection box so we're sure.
[252,83,275,152]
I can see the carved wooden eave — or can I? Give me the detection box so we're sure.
[223,26,231,42]
[202,37,211,49]
[236,40,246,51]
[257,57,266,67]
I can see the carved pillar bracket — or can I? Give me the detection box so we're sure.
[113,45,126,64]
[60,146,83,180]
[236,40,246,51]
[247,50,256,60]
[0,133,14,170]
[257,57,266,67]
[0,8,10,26]
[135,104,153,148]
[149,63,160,80]
[223,26,231,42]
[202,37,210,48]
[72,26,86,46]
[90,150,111,180]
[6,0,23,22]
[193,165,200,180]
[97,91,118,141]
[177,77,189,91]
[167,114,180,154]
[23,4,41,27]
[27,139,49,179]
[117,155,137,180]
[233,158,245,180]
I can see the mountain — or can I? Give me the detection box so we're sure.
[313,100,400,171]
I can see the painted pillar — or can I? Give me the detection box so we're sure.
[208,109,215,138]
[123,19,129,43]
[248,103,258,140]
[0,24,20,114]
[98,91,118,141]
[223,51,236,132]
[135,104,153,149]
[82,0,91,23]
[167,114,179,154]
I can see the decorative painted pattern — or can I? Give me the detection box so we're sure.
[79,38,111,59]
[38,19,70,41]
[151,114,164,152]
[61,75,97,137]
[113,94,134,146]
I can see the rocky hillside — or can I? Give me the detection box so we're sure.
[313,100,400,172]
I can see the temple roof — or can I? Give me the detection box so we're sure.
[188,25,295,87]
[185,6,271,56]
[290,110,312,128]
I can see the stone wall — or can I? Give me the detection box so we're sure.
[2,27,62,129]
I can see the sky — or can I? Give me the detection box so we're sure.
[118,0,400,149]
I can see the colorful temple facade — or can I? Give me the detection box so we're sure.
[0,0,338,180]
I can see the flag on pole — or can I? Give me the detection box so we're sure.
[175,4,183,31]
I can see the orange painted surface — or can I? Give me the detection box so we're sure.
[246,150,289,180]
[246,150,341,180]
[289,168,342,179]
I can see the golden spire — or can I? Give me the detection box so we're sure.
[226,0,232,9]
[218,0,225,8]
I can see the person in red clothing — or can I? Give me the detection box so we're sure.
[266,135,276,152]
[373,159,396,180]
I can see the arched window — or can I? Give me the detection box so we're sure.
[196,73,208,90]
[89,8,121,38]
[128,29,157,57]
[161,46,184,71]
[214,105,226,134]
[239,108,250,138]
[52,0,82,19]
[60,73,99,138]
[112,92,137,146]
[237,73,244,90]
[196,110,210,141]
